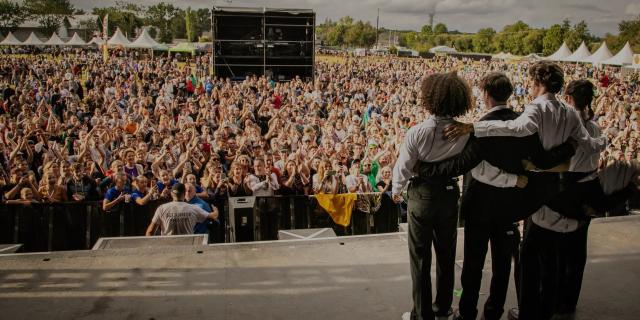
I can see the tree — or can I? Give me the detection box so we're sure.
[565,20,593,50]
[185,7,194,42]
[542,24,564,55]
[433,23,448,34]
[145,2,179,43]
[420,24,432,34]
[522,29,544,54]
[473,27,495,53]
[92,2,143,39]
[24,0,75,35]
[0,0,30,35]
[618,15,640,52]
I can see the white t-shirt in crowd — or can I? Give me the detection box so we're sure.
[151,201,209,235]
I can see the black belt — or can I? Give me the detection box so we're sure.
[410,176,459,187]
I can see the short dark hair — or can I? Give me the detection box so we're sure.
[528,61,564,94]
[565,79,595,119]
[421,72,472,118]
[480,72,513,103]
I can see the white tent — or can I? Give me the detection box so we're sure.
[22,32,44,46]
[127,28,164,50]
[545,42,572,61]
[88,36,105,46]
[44,33,66,46]
[602,42,635,66]
[429,45,457,54]
[107,28,130,47]
[0,32,22,46]
[581,42,613,64]
[524,53,543,61]
[561,42,591,62]
[66,33,86,46]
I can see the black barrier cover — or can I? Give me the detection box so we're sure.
[0,193,402,253]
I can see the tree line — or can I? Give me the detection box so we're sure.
[1,0,639,55]
[0,0,211,43]
[317,16,640,56]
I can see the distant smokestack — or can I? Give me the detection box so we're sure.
[428,13,435,29]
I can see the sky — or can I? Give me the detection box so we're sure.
[71,0,640,36]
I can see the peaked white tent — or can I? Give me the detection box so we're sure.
[107,28,130,47]
[66,33,86,46]
[88,36,105,46]
[561,42,591,62]
[45,33,66,46]
[429,45,457,54]
[22,32,44,46]
[0,32,22,46]
[581,42,613,64]
[602,42,635,66]
[545,42,572,61]
[128,28,165,50]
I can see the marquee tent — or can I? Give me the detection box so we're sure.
[602,42,635,66]
[545,42,572,61]
[107,28,130,47]
[66,33,86,46]
[581,42,613,64]
[429,45,457,54]
[44,33,66,46]
[22,32,44,46]
[128,28,166,50]
[561,42,591,62]
[88,36,105,46]
[0,32,22,46]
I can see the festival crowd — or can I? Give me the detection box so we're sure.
[0,51,638,209]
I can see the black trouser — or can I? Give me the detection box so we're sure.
[407,181,459,320]
[458,221,520,320]
[556,222,590,314]
[518,221,560,320]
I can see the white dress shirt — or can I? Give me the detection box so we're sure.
[473,93,606,154]
[392,116,470,196]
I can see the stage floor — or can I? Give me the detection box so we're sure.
[0,216,639,320]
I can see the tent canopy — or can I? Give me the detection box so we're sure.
[545,42,572,61]
[107,28,130,47]
[128,28,166,50]
[22,32,44,46]
[602,42,635,66]
[44,33,66,46]
[429,45,457,54]
[169,42,196,54]
[88,36,105,46]
[0,32,22,46]
[66,33,86,46]
[561,42,591,62]
[581,42,613,64]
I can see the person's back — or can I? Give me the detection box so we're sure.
[152,201,209,235]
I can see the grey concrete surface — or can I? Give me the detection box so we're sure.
[0,216,639,320]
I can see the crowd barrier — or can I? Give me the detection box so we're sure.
[0,193,402,253]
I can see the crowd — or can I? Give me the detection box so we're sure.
[0,51,638,210]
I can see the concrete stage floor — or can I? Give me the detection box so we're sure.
[0,216,639,320]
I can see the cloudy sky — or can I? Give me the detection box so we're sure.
[72,0,639,36]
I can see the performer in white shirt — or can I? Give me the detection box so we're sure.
[393,73,473,320]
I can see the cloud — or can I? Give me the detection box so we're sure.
[626,3,640,15]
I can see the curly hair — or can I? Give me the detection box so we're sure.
[528,61,564,94]
[421,72,472,118]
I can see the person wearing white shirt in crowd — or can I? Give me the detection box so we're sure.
[346,163,372,193]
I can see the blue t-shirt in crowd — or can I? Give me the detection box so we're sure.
[104,187,131,201]
[157,179,178,192]
[189,196,213,234]
[130,189,147,204]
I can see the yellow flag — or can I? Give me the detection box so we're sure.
[315,193,357,227]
